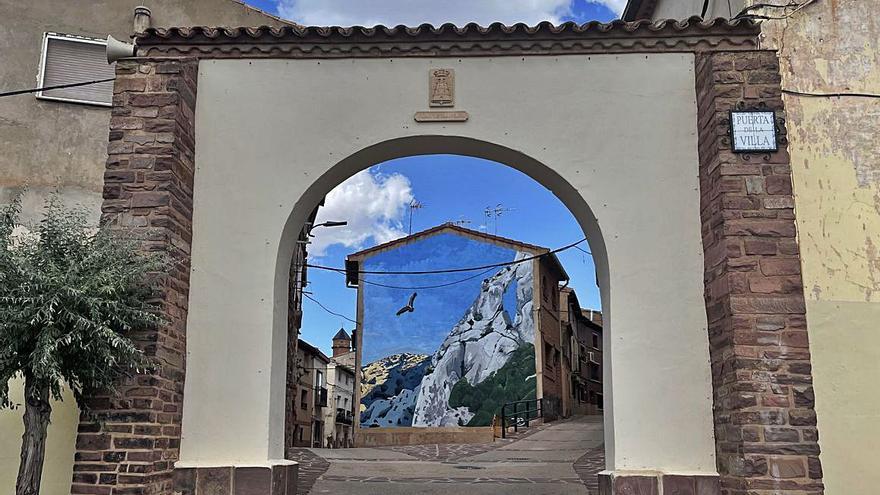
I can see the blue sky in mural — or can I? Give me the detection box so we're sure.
[360,233,519,362]
[303,156,599,359]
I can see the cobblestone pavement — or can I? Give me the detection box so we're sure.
[303,416,605,494]
[573,445,606,493]
[375,426,543,461]
[286,448,330,495]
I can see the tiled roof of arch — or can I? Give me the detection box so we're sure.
[133,16,761,58]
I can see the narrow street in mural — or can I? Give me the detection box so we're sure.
[355,228,538,428]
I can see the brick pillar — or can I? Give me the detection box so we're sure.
[696,51,824,495]
[71,58,198,495]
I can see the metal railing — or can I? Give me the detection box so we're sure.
[336,408,353,425]
[500,398,543,439]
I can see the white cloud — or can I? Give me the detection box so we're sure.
[596,0,627,16]
[308,170,413,257]
[277,0,581,27]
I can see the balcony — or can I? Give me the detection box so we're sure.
[336,408,353,425]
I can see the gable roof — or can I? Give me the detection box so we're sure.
[222,0,300,27]
[297,338,330,363]
[345,222,568,283]
[347,222,549,260]
[622,0,659,21]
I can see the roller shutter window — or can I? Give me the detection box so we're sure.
[38,33,115,106]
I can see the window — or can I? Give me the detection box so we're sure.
[300,389,308,410]
[589,363,600,381]
[37,33,115,106]
[544,342,554,370]
[592,333,600,349]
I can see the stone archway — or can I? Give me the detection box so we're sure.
[74,20,823,495]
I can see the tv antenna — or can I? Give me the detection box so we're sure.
[484,204,515,235]
[448,216,472,227]
[408,199,426,234]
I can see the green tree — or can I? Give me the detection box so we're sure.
[448,344,537,426]
[0,195,164,495]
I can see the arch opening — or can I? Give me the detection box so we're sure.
[272,135,615,470]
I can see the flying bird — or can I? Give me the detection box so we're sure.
[396,292,417,316]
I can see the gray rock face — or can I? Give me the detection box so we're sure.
[412,252,534,427]
[360,353,429,427]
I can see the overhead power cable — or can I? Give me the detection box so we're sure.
[0,78,116,98]
[358,268,497,290]
[782,89,880,99]
[734,0,816,20]
[572,245,592,256]
[306,237,587,276]
[303,293,359,325]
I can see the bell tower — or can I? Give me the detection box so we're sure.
[331,328,351,357]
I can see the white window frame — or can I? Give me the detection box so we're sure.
[36,32,113,107]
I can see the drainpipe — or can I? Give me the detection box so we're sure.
[133,6,152,34]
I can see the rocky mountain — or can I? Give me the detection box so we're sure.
[360,353,429,427]
[412,252,535,427]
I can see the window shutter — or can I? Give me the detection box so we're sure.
[40,36,115,105]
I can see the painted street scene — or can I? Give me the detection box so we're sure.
[0,1,875,495]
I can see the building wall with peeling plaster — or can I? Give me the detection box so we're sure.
[0,3,291,493]
[762,3,880,493]
[638,1,880,492]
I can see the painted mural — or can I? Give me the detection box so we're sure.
[358,231,537,428]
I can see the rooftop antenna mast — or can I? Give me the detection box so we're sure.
[484,204,515,235]
[408,199,426,234]
[449,216,472,227]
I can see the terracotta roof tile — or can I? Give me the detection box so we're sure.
[136,17,757,42]
[133,16,760,57]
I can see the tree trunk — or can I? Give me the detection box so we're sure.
[16,376,51,495]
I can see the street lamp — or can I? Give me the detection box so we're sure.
[308,220,348,237]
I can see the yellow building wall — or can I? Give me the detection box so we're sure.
[0,378,79,495]
[759,1,880,493]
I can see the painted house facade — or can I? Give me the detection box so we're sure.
[561,287,604,417]
[325,329,356,448]
[290,340,330,448]
[346,224,568,433]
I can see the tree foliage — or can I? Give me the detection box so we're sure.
[0,194,165,411]
[448,343,537,426]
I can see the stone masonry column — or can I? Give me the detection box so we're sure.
[73,58,296,495]
[695,50,824,495]
[71,58,198,495]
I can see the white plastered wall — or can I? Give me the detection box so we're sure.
[180,53,717,475]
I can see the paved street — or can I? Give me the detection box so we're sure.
[300,416,605,495]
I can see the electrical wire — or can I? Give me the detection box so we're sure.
[303,293,359,325]
[307,237,587,276]
[0,78,116,98]
[356,268,497,290]
[782,89,880,99]
[572,245,592,256]
[734,0,816,19]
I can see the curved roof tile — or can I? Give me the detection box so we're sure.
[133,16,760,57]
